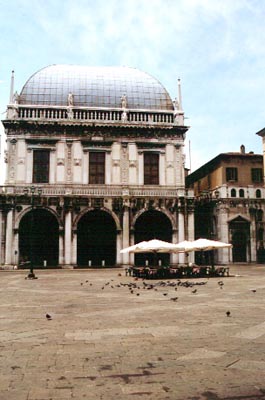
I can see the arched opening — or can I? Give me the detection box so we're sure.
[239,189,245,198]
[231,188,236,198]
[256,189,261,198]
[229,216,250,262]
[77,210,116,267]
[19,209,59,267]
[134,210,172,266]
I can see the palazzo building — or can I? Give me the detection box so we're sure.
[186,146,265,265]
[0,65,194,268]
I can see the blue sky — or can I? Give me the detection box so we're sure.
[1,0,265,183]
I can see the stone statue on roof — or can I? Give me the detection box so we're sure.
[121,94,127,109]
[68,92,74,107]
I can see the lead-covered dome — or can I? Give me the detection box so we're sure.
[19,65,174,111]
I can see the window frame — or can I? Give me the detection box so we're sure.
[32,149,50,183]
[251,168,263,184]
[144,152,159,185]
[226,167,238,182]
[89,151,105,184]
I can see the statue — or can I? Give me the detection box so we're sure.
[68,92,74,106]
[13,91,19,104]
[121,94,127,109]
[173,97,179,111]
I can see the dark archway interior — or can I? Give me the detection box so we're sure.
[19,209,59,266]
[230,217,250,262]
[77,210,116,266]
[134,210,172,266]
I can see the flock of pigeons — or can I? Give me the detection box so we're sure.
[41,272,256,321]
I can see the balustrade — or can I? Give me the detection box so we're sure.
[15,105,174,125]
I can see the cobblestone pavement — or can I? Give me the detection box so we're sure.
[1,264,265,399]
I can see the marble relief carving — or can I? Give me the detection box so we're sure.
[57,158,65,166]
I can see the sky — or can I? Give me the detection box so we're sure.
[1,0,265,183]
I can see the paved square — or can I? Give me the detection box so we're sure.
[1,264,265,399]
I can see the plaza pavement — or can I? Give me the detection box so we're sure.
[1,264,265,399]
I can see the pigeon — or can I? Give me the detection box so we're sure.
[170,297,178,301]
[226,311,231,317]
[46,313,52,320]
[192,289,197,294]
[251,289,257,293]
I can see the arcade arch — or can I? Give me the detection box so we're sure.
[133,209,173,266]
[19,208,59,266]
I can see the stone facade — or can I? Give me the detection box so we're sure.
[0,66,194,268]
[186,147,265,264]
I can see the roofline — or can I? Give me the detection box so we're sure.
[256,127,265,137]
[186,152,263,184]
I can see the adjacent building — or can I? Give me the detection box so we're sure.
[186,146,265,264]
[0,65,194,268]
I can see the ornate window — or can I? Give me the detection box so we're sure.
[226,167,238,182]
[251,168,263,183]
[89,152,105,184]
[33,150,50,183]
[144,153,159,185]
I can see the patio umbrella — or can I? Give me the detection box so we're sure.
[175,238,232,268]
[191,238,232,251]
[121,239,186,266]
[121,239,185,254]
[173,238,232,252]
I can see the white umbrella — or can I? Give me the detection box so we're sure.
[191,238,232,251]
[172,240,197,253]
[173,238,232,252]
[121,239,185,254]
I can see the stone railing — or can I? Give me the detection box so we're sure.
[7,104,176,126]
[0,184,190,198]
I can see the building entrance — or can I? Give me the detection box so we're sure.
[134,210,172,266]
[19,209,59,266]
[230,216,250,262]
[77,210,116,267]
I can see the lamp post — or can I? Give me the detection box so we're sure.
[23,186,42,279]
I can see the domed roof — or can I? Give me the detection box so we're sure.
[19,65,174,111]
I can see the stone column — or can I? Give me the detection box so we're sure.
[82,151,89,184]
[138,152,144,185]
[64,211,72,266]
[5,209,13,265]
[26,149,33,183]
[49,149,56,184]
[129,230,135,265]
[59,232,64,266]
[105,151,111,184]
[217,203,230,264]
[116,231,122,265]
[187,210,195,263]
[159,151,165,185]
[250,214,256,262]
[0,211,3,265]
[72,231,77,265]
[13,229,19,266]
[172,230,178,265]
[122,206,130,266]
[178,210,185,264]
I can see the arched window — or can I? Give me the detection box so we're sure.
[231,188,236,198]
[239,189,245,198]
[256,189,261,198]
